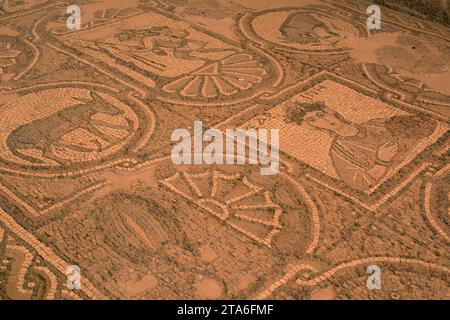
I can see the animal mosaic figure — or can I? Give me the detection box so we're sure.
[113,26,235,61]
[7,91,132,165]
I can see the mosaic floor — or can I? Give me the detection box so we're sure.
[0,0,448,300]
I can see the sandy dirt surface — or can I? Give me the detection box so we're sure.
[0,0,448,300]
